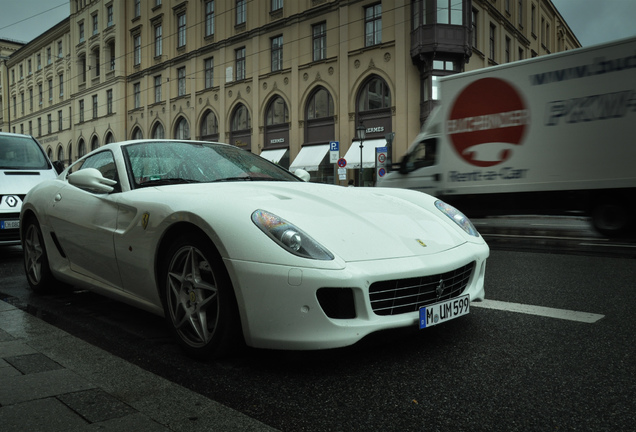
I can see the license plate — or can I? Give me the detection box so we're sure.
[419,295,470,329]
[0,220,20,229]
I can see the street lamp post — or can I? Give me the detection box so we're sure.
[356,122,366,186]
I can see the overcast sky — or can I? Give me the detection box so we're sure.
[0,0,635,47]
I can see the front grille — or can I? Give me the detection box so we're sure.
[369,262,475,316]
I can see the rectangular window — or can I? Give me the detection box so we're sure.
[505,36,511,63]
[471,9,478,49]
[92,95,98,119]
[271,0,283,11]
[134,83,141,108]
[47,48,51,65]
[204,58,214,89]
[107,89,113,114]
[58,110,63,131]
[19,65,23,79]
[79,100,84,123]
[489,24,496,61]
[29,89,33,111]
[37,54,41,70]
[38,118,42,136]
[236,0,246,25]
[93,14,98,35]
[47,114,52,134]
[177,13,186,47]
[531,5,536,35]
[38,84,43,105]
[205,1,215,37]
[364,4,382,47]
[312,22,326,62]
[107,5,113,27]
[154,75,162,102]
[437,0,463,25]
[58,41,63,58]
[155,24,163,57]
[518,0,523,26]
[135,0,141,18]
[48,79,53,101]
[59,75,64,97]
[20,93,24,114]
[271,35,282,72]
[177,67,186,96]
[28,59,32,74]
[79,22,85,42]
[235,47,245,81]
[134,35,141,65]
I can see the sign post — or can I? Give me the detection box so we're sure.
[330,141,339,184]
[375,146,388,185]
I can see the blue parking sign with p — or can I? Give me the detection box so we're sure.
[330,141,339,151]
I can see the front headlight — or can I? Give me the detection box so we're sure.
[435,200,480,237]
[251,210,334,260]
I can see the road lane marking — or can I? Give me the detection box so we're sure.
[472,299,604,323]
[579,242,636,249]
[482,233,607,241]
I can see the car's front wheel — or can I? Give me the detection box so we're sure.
[23,217,59,293]
[160,233,242,359]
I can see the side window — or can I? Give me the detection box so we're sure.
[68,150,120,192]
[412,138,437,169]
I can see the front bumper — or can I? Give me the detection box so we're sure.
[224,242,488,350]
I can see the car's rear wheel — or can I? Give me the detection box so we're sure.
[23,217,58,293]
[160,233,241,359]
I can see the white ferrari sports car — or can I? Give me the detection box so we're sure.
[21,139,489,359]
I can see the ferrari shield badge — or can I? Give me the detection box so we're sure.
[142,212,150,230]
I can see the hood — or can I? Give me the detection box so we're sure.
[1,169,58,212]
[159,182,469,262]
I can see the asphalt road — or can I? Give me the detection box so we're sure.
[1,218,635,431]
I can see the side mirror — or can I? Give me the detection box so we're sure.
[68,168,117,193]
[294,169,311,182]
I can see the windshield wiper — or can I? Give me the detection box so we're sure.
[138,178,201,187]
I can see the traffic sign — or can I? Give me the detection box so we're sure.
[330,141,339,163]
[337,158,347,168]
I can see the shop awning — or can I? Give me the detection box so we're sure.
[343,139,386,169]
[259,148,288,164]
[289,144,329,172]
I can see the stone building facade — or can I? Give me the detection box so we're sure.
[0,0,579,185]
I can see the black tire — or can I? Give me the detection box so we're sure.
[160,233,242,360]
[23,217,59,293]
[591,203,632,237]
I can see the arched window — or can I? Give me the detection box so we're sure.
[265,96,288,126]
[306,87,334,120]
[78,139,86,158]
[152,122,165,139]
[47,148,53,160]
[57,146,64,162]
[200,110,218,140]
[91,135,99,151]
[229,104,251,149]
[231,104,250,132]
[67,143,73,164]
[357,76,391,111]
[174,116,190,139]
[105,132,115,144]
[132,127,143,140]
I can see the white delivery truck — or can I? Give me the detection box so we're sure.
[378,36,636,236]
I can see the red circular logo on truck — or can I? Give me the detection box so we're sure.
[447,77,529,168]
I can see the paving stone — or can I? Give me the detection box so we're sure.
[57,388,137,423]
[0,397,88,432]
[5,352,64,375]
[0,368,96,405]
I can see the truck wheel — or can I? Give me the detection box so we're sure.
[591,203,631,237]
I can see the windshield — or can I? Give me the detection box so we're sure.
[123,141,300,188]
[0,135,51,170]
